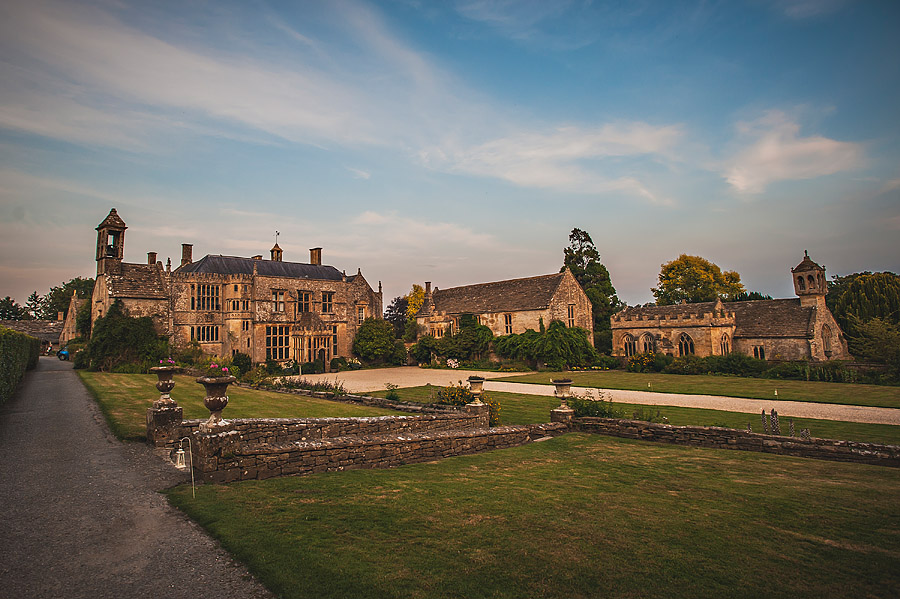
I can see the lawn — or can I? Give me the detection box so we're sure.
[370,386,900,445]
[166,433,900,599]
[495,370,900,409]
[77,372,400,441]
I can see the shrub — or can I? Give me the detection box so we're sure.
[663,354,707,375]
[568,392,622,418]
[385,383,400,401]
[0,325,41,404]
[410,335,439,364]
[434,382,501,426]
[175,340,203,365]
[300,361,324,375]
[232,352,252,378]
[704,353,767,377]
[73,348,89,370]
[764,361,808,380]
[495,321,598,369]
[627,353,655,373]
[86,300,167,371]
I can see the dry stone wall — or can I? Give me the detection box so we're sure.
[574,417,900,467]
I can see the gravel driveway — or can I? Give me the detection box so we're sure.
[304,366,900,425]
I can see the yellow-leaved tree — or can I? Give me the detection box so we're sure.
[652,254,745,305]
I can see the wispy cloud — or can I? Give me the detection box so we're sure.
[346,167,371,180]
[422,123,682,203]
[723,111,863,193]
[774,0,850,20]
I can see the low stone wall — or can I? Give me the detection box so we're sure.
[575,417,900,467]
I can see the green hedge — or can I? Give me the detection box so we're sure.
[0,325,41,404]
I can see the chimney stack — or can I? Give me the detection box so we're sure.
[425,281,432,296]
[252,255,262,260]
[310,247,322,266]
[148,251,157,265]
[181,244,193,266]
[57,311,64,321]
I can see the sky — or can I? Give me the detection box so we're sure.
[1,0,898,309]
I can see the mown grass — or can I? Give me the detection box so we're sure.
[166,433,900,599]
[77,372,400,441]
[370,386,900,445]
[495,370,900,409]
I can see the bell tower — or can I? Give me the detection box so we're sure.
[791,250,827,308]
[96,208,127,275]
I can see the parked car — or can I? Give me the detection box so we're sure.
[58,347,70,361]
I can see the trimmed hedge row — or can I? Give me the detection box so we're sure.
[0,325,41,404]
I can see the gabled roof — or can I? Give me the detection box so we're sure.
[106,263,167,299]
[0,320,64,343]
[176,254,345,281]
[96,208,126,231]
[419,272,565,317]
[730,299,815,338]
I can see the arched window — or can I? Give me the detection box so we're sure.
[678,333,694,356]
[807,274,816,289]
[797,276,806,291]
[721,334,730,355]
[641,334,654,354]
[623,334,637,358]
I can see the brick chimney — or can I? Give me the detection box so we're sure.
[57,311,64,321]
[425,281,432,297]
[310,247,322,266]
[147,251,157,265]
[181,244,193,266]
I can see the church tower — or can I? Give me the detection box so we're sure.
[791,250,827,308]
[96,208,127,275]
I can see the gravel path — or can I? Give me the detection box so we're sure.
[0,357,274,599]
[305,366,900,425]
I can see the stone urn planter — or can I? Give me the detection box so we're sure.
[551,378,573,408]
[467,376,485,405]
[196,375,237,428]
[149,365,178,408]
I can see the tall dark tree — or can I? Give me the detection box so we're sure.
[831,272,900,329]
[41,277,94,320]
[24,291,45,320]
[384,295,409,338]
[561,228,622,353]
[0,297,25,320]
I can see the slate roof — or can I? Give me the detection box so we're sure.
[792,252,823,272]
[730,299,816,338]
[96,208,127,230]
[616,298,816,339]
[106,263,167,299]
[176,255,345,281]
[0,320,64,343]
[419,273,565,317]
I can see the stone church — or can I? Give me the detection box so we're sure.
[610,252,849,362]
[90,209,382,365]
[415,270,594,344]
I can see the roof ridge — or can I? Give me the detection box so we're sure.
[435,272,563,293]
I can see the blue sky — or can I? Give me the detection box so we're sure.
[1,0,898,308]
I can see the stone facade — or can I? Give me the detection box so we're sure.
[59,292,86,347]
[89,209,382,365]
[415,269,594,344]
[611,252,850,362]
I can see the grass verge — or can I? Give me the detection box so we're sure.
[77,371,400,441]
[165,433,900,599]
[495,370,900,409]
[370,386,900,445]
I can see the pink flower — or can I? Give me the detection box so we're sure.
[222,367,229,372]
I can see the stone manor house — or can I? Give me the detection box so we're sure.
[414,270,594,344]
[611,252,849,362]
[90,209,382,365]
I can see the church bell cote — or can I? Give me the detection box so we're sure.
[96,208,127,275]
[791,250,827,308]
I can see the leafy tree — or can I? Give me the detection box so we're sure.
[561,228,622,352]
[384,295,409,338]
[652,254,745,305]
[848,317,900,374]
[0,297,25,320]
[352,318,398,363]
[831,272,900,330]
[41,277,94,320]
[86,300,168,371]
[24,291,45,320]
[438,322,494,360]
[405,284,425,319]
